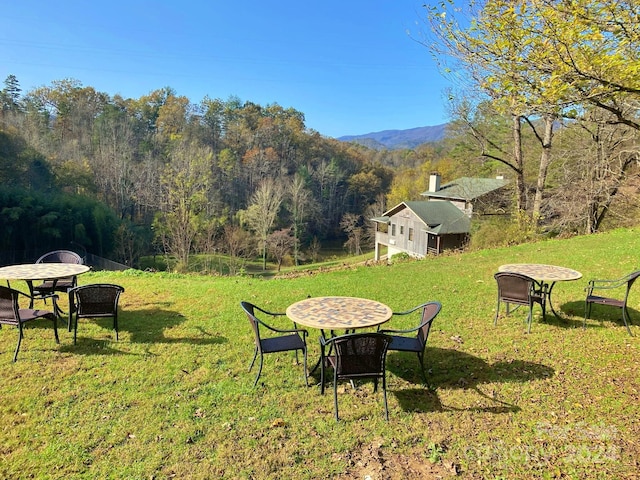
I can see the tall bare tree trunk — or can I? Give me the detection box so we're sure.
[512,115,527,213]
[532,115,555,221]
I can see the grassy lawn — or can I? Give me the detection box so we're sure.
[1,228,639,479]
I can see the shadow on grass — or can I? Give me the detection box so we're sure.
[495,301,585,330]
[60,307,227,355]
[561,300,639,332]
[393,388,519,414]
[389,346,554,414]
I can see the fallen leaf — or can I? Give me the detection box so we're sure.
[271,418,286,428]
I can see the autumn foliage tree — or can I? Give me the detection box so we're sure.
[424,0,640,232]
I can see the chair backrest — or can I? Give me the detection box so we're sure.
[494,272,536,305]
[0,286,20,325]
[331,333,391,379]
[36,250,83,265]
[72,284,123,317]
[240,301,262,347]
[417,301,442,346]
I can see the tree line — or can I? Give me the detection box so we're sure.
[0,77,401,270]
[1,0,639,270]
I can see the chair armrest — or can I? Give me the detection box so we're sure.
[250,304,286,317]
[391,303,430,317]
[17,290,59,307]
[585,278,628,292]
[379,301,440,333]
[377,303,430,331]
[255,316,308,337]
[17,289,57,300]
[378,325,419,335]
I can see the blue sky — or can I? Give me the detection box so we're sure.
[1,1,452,138]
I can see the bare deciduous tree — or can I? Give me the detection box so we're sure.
[242,178,285,270]
[340,213,364,256]
[267,228,296,272]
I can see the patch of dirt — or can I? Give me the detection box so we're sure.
[332,439,460,480]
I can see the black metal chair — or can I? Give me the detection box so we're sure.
[240,301,308,387]
[30,250,84,315]
[378,301,441,384]
[494,272,546,333]
[68,284,124,344]
[0,285,59,362]
[584,270,640,336]
[320,332,392,421]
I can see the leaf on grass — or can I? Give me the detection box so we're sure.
[271,418,286,428]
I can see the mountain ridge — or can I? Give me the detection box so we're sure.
[338,123,448,150]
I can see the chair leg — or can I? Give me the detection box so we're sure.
[253,354,264,387]
[13,322,24,362]
[622,307,633,336]
[494,298,500,325]
[73,314,79,345]
[382,375,389,421]
[68,292,74,332]
[52,315,59,345]
[417,352,429,385]
[301,347,308,387]
[114,315,119,341]
[248,347,258,372]
[333,371,340,421]
[320,354,327,394]
[583,301,590,329]
[253,352,264,387]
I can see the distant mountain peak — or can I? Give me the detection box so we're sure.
[338,123,448,150]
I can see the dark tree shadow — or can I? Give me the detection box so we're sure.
[59,306,227,356]
[388,347,554,413]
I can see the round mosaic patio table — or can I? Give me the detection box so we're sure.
[0,263,90,281]
[0,263,91,314]
[498,263,582,282]
[286,296,392,330]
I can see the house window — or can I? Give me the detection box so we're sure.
[408,228,414,241]
[400,226,404,235]
[391,224,396,236]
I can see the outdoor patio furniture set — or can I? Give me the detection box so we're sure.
[0,250,124,362]
[241,263,639,421]
[1,252,636,420]
[241,297,441,421]
[494,264,639,336]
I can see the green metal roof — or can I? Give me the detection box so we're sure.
[421,177,509,200]
[381,201,471,235]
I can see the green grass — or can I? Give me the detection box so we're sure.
[1,228,639,479]
[141,247,376,278]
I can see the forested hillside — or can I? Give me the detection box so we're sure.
[1,1,640,272]
[0,77,437,269]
